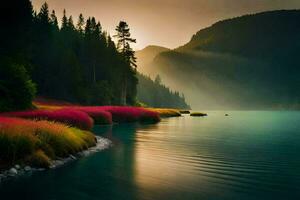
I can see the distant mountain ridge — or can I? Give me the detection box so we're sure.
[178,10,300,58]
[136,45,169,76]
[137,10,300,109]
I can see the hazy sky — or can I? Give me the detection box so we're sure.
[32,0,300,50]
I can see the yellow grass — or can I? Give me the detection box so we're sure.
[34,103,63,111]
[146,108,181,118]
[0,117,96,168]
[190,112,208,117]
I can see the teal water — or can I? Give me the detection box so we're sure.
[1,111,300,199]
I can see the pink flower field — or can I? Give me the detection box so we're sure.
[1,109,94,131]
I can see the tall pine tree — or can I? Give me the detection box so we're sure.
[114,21,137,105]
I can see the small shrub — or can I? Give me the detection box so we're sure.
[101,106,160,124]
[102,106,141,123]
[70,107,113,125]
[0,59,36,112]
[139,110,161,124]
[190,112,208,117]
[180,110,190,114]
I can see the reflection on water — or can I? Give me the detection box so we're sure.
[0,111,300,200]
[133,112,300,199]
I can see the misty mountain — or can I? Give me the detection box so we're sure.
[137,10,300,110]
[136,45,170,76]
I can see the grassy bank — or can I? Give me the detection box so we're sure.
[147,108,182,118]
[0,101,183,172]
[0,117,96,169]
[34,103,162,124]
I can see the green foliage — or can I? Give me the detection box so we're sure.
[50,10,59,29]
[0,0,36,111]
[88,81,113,105]
[76,14,85,34]
[183,10,300,59]
[135,101,148,107]
[137,73,190,109]
[114,21,137,105]
[1,0,139,108]
[0,59,36,112]
[1,0,188,109]
[32,10,137,106]
[114,21,137,68]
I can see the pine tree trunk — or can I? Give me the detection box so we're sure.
[121,79,127,105]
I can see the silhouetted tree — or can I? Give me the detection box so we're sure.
[37,2,50,24]
[0,59,36,111]
[114,21,137,105]
[0,1,186,110]
[114,21,137,68]
[61,9,68,30]
[154,75,162,85]
[50,10,59,30]
[77,14,85,34]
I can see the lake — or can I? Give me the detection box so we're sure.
[1,111,300,200]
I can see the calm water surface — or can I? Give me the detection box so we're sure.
[1,111,300,200]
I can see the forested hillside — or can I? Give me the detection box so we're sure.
[137,73,190,109]
[0,0,190,112]
[143,10,300,109]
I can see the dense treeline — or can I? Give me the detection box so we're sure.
[0,0,37,111]
[0,0,137,111]
[137,74,190,109]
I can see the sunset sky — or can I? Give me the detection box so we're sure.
[32,0,300,50]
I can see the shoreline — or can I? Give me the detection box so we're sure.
[0,106,180,184]
[0,136,112,183]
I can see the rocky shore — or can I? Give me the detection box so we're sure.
[0,136,111,183]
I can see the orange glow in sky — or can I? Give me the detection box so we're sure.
[32,0,300,50]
